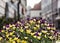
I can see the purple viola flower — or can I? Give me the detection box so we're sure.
[35,17,39,21]
[11,22,14,24]
[39,17,42,20]
[42,19,47,23]
[20,20,25,24]
[15,24,20,27]
[48,23,53,27]
[6,25,9,28]
[34,32,39,36]
[54,30,58,36]
[0,30,1,32]
[27,17,30,21]
[41,20,45,24]
[21,24,24,27]
[49,24,53,27]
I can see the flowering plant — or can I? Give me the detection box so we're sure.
[0,18,59,43]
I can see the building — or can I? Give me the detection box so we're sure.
[0,0,27,19]
[31,2,41,18]
[41,0,52,19]
[26,2,41,19]
[0,0,6,17]
[30,10,41,18]
[20,0,27,19]
[55,0,60,29]
[41,0,60,29]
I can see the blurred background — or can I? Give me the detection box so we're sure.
[0,0,60,30]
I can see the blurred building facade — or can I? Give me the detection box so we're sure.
[20,0,27,19]
[0,0,27,19]
[30,10,41,18]
[0,0,6,17]
[41,0,60,29]
[26,2,41,19]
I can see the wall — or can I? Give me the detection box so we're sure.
[41,0,58,19]
[30,10,41,18]
[41,0,51,9]
[41,0,52,19]
[58,0,60,8]
[0,0,18,18]
[21,0,26,8]
[0,0,27,18]
[20,0,27,18]
[0,0,5,17]
[7,2,17,18]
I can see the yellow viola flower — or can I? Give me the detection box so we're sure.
[17,27,19,28]
[6,34,9,38]
[33,21,35,24]
[36,25,40,28]
[21,40,27,43]
[38,33,42,36]
[0,37,2,41]
[9,24,12,27]
[31,33,35,36]
[3,26,6,28]
[6,27,10,30]
[1,30,5,32]
[24,37,28,39]
[17,21,21,24]
[5,31,8,34]
[12,24,15,27]
[47,24,49,26]
[37,36,41,40]
[42,30,47,34]
[20,27,23,29]
[9,32,14,36]
[37,20,40,23]
[49,36,53,40]
[20,29,24,32]
[12,41,16,43]
[51,27,56,30]
[29,20,33,24]
[44,35,47,38]
[13,27,16,30]
[13,37,18,40]
[13,35,15,37]
[41,24,44,26]
[6,41,10,43]
[33,27,37,30]
[9,38,12,41]
[50,30,54,34]
[33,19,36,21]
[47,27,51,30]
[56,40,60,43]
[25,26,28,28]
[44,23,47,26]
[26,29,31,34]
[47,33,50,35]
[13,31,15,33]
[26,23,30,26]
[17,39,21,43]
[33,36,37,38]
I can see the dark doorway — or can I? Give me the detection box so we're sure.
[57,20,60,30]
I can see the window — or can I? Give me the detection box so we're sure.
[57,20,60,30]
[0,7,5,14]
[59,8,60,14]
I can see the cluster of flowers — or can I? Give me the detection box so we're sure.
[0,18,59,43]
